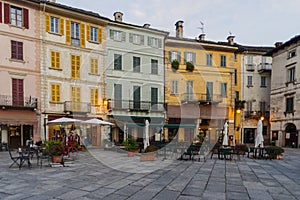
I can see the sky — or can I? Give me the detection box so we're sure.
[58,0,300,46]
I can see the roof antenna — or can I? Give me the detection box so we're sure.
[197,21,205,34]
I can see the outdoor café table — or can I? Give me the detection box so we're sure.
[218,146,234,160]
[248,146,265,159]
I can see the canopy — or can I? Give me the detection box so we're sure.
[47,117,82,125]
[83,118,113,126]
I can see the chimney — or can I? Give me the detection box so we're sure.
[175,20,184,38]
[113,12,123,22]
[48,0,56,2]
[274,42,283,47]
[199,34,205,41]
[143,23,151,28]
[227,35,235,45]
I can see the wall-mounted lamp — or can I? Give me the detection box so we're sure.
[260,116,264,121]
[236,108,241,114]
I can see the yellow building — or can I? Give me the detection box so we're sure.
[165,21,241,145]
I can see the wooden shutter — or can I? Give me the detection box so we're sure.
[184,52,187,64]
[158,38,162,48]
[109,29,114,39]
[80,23,85,47]
[129,33,133,43]
[98,27,102,43]
[51,51,55,68]
[192,52,196,65]
[60,18,64,35]
[45,14,50,32]
[4,3,9,24]
[0,2,2,23]
[86,24,90,41]
[12,78,24,106]
[140,35,144,45]
[121,32,126,41]
[65,19,70,45]
[23,8,29,29]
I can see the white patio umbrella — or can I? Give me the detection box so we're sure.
[47,117,82,125]
[255,119,264,148]
[222,122,229,146]
[83,118,113,126]
[144,120,150,149]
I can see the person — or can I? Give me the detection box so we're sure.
[139,142,143,153]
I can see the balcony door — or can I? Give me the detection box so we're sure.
[114,84,122,108]
[206,82,213,101]
[133,86,141,109]
[186,81,193,101]
[12,78,24,106]
[71,87,81,112]
[151,87,158,111]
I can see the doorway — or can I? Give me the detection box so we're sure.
[285,123,298,147]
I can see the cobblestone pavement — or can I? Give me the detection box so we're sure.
[0,147,300,200]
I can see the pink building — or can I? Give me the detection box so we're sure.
[0,0,40,149]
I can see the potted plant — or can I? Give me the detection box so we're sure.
[171,60,179,71]
[186,61,194,72]
[123,136,139,157]
[45,140,65,163]
[140,145,158,161]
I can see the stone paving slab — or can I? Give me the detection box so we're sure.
[0,148,300,199]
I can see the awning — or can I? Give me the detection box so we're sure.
[164,124,196,128]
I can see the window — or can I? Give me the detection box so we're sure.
[220,55,226,67]
[129,33,144,45]
[186,81,194,101]
[50,16,59,34]
[71,86,80,111]
[133,86,141,109]
[170,51,181,63]
[206,82,213,101]
[151,59,158,74]
[234,53,238,61]
[247,55,253,65]
[114,84,122,108]
[247,76,253,87]
[206,53,212,66]
[286,97,294,113]
[110,29,124,41]
[234,69,238,85]
[151,87,158,110]
[5,5,28,28]
[246,101,252,113]
[71,22,80,46]
[90,58,98,74]
[51,51,60,69]
[51,84,60,102]
[220,83,227,97]
[260,101,266,113]
[12,78,24,106]
[288,49,296,59]
[71,55,80,79]
[11,40,23,60]
[90,88,98,105]
[184,52,196,64]
[288,67,295,82]
[171,80,178,95]
[90,26,98,42]
[235,91,240,101]
[148,37,162,48]
[261,76,266,87]
[114,54,122,70]
[133,56,140,72]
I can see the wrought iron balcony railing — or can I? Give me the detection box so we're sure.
[109,99,165,112]
[64,101,91,113]
[0,95,37,109]
[246,64,255,71]
[180,93,222,104]
[257,63,272,73]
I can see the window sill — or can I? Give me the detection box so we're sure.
[260,85,267,88]
[247,85,253,88]
[88,73,100,76]
[9,59,25,63]
[48,32,62,36]
[88,40,100,44]
[49,101,63,104]
[49,67,62,71]
[8,24,26,30]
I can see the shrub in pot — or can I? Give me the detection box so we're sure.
[123,137,139,157]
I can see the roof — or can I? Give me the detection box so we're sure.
[236,45,274,54]
[266,34,300,56]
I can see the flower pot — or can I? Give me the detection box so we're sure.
[127,149,138,157]
[140,153,155,161]
[52,155,62,163]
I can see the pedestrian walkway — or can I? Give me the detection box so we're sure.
[0,147,300,199]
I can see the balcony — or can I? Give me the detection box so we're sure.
[181,93,222,104]
[257,63,272,73]
[0,95,37,110]
[244,110,270,118]
[246,64,255,71]
[109,100,165,112]
[64,101,91,114]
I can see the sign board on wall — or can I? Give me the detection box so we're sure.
[286,132,290,139]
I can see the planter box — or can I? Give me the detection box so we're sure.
[127,149,139,157]
[140,153,155,161]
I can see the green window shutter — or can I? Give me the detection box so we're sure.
[122,32,126,41]
[148,36,151,46]
[140,35,144,45]
[109,29,114,39]
[129,33,133,43]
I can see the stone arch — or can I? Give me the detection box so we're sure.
[284,123,298,147]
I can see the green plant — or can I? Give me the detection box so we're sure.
[45,140,64,156]
[265,146,284,154]
[186,61,194,72]
[123,137,138,150]
[171,60,179,71]
[144,145,158,153]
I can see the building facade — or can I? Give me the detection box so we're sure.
[105,12,168,144]
[239,46,273,146]
[0,0,40,148]
[39,1,109,146]
[270,35,300,148]
[165,21,241,145]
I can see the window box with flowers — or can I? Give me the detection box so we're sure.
[171,60,179,72]
[186,61,194,72]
